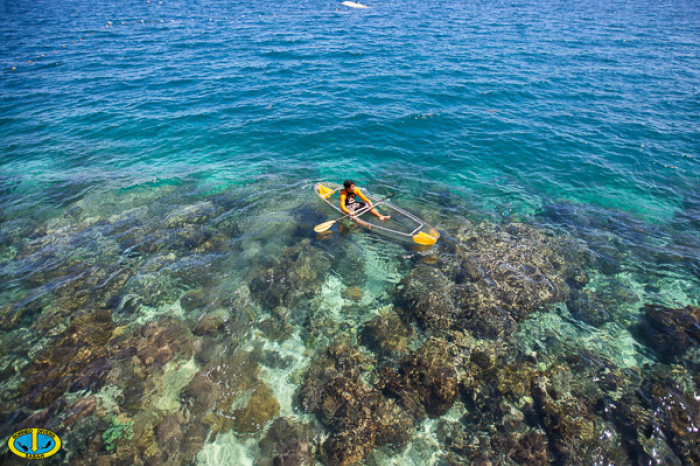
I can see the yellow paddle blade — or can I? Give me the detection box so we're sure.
[318,185,334,199]
[314,220,336,233]
[412,231,437,245]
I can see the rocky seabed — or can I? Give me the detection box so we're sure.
[0,187,698,466]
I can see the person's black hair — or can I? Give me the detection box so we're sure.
[343,180,354,190]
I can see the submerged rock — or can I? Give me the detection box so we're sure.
[610,389,674,466]
[511,431,548,466]
[399,221,589,339]
[257,417,315,466]
[565,291,613,327]
[398,264,457,332]
[180,287,208,312]
[531,376,595,448]
[250,240,331,310]
[299,338,414,466]
[273,440,314,466]
[164,201,219,227]
[0,297,46,331]
[192,308,228,336]
[233,382,280,434]
[648,374,700,465]
[606,365,700,466]
[453,336,644,466]
[184,352,258,429]
[378,338,459,417]
[341,286,363,301]
[153,412,203,465]
[62,396,98,427]
[124,269,181,308]
[183,350,279,435]
[633,304,700,359]
[359,311,415,359]
[531,373,630,465]
[107,318,194,411]
[258,318,295,343]
[117,318,194,367]
[20,309,116,409]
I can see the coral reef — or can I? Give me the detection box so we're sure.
[359,310,415,359]
[183,350,279,435]
[378,338,460,417]
[0,191,247,466]
[565,291,613,327]
[249,239,331,309]
[399,221,590,339]
[233,382,280,434]
[647,371,700,464]
[256,417,316,466]
[299,338,415,466]
[153,412,208,466]
[3,183,700,466]
[192,308,228,336]
[398,264,458,332]
[341,286,363,301]
[20,309,116,409]
[258,318,295,343]
[634,304,700,359]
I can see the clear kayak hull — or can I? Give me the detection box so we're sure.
[314,182,440,246]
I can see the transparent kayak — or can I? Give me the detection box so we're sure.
[314,182,440,246]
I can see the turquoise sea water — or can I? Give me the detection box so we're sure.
[1,0,699,464]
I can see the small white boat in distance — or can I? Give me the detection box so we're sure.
[342,1,369,8]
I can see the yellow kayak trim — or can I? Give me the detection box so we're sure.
[318,184,335,199]
[412,231,438,245]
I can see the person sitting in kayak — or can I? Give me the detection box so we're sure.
[340,180,391,222]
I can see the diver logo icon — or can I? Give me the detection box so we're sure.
[8,428,62,459]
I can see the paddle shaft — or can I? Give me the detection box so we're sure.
[343,192,395,221]
[314,193,395,232]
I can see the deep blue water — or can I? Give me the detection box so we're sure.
[2,0,699,217]
[1,0,699,464]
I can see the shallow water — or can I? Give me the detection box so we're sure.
[1,0,699,465]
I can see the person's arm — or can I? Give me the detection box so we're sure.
[355,188,372,206]
[339,192,351,214]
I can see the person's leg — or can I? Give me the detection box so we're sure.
[349,203,372,228]
[370,208,391,221]
[353,217,372,228]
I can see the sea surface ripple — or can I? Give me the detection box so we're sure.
[1,0,699,464]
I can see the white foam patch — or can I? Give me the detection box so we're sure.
[585,269,700,318]
[239,239,262,262]
[132,300,185,326]
[314,261,398,330]
[363,247,404,286]
[94,383,123,415]
[369,418,447,466]
[196,431,259,466]
[518,310,653,369]
[147,356,200,412]
[254,333,312,418]
[319,273,347,320]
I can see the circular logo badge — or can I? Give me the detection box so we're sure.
[8,428,62,459]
